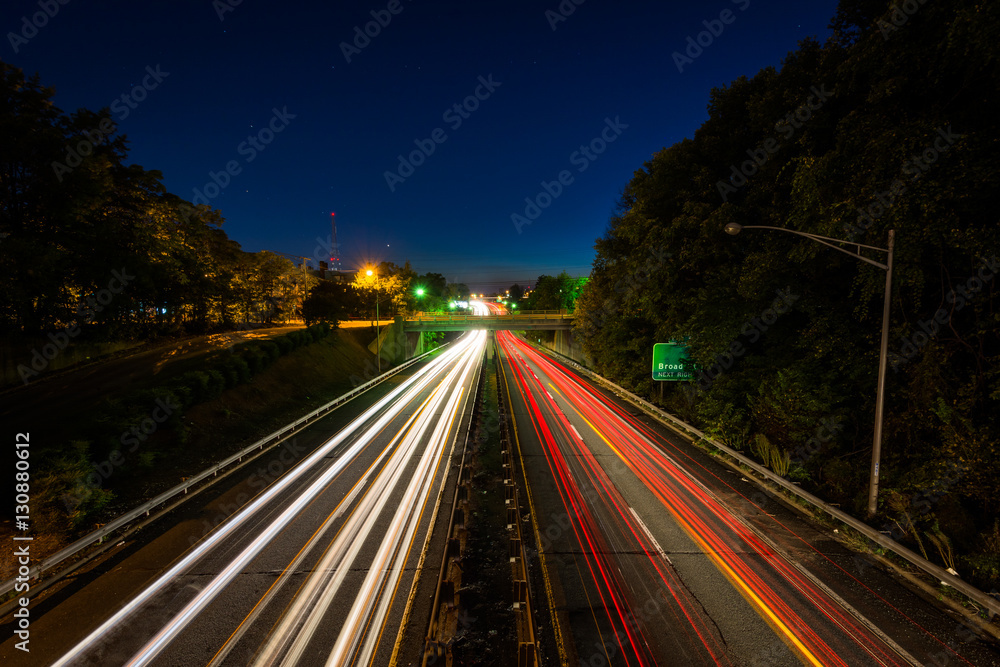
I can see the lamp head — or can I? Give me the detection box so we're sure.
[724,223,743,235]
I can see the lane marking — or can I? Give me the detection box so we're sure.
[628,507,673,566]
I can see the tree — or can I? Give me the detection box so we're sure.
[445,282,470,302]
[573,0,1000,589]
[302,281,359,327]
[523,272,586,311]
[508,283,524,309]
[414,272,448,311]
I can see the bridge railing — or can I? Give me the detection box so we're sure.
[410,311,573,321]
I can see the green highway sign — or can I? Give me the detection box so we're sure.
[652,342,693,381]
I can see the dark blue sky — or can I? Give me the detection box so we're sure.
[3,0,840,290]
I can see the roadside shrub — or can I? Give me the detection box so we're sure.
[308,322,330,339]
[241,345,265,374]
[221,356,251,386]
[274,336,293,355]
[36,441,116,532]
[206,369,226,398]
[169,383,193,410]
[963,520,1000,592]
[260,340,280,363]
[179,370,211,405]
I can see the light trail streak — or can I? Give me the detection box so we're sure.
[499,331,918,666]
[499,332,691,665]
[53,330,486,667]
[329,334,482,665]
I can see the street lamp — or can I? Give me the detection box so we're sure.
[724,223,895,517]
[366,268,380,373]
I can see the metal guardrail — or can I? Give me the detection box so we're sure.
[413,310,569,317]
[410,313,572,322]
[533,346,1000,620]
[0,342,451,599]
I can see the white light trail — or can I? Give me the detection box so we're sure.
[53,332,483,667]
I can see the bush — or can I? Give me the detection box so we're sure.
[206,369,226,398]
[963,520,1000,592]
[220,356,251,386]
[169,383,193,410]
[308,321,330,339]
[260,340,280,363]
[35,441,116,532]
[241,345,265,374]
[274,336,293,355]
[179,370,211,405]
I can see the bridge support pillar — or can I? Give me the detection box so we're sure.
[542,327,590,367]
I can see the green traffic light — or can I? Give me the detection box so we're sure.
[415,287,425,297]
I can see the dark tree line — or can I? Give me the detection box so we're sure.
[0,61,313,339]
[520,271,587,311]
[574,1,1000,588]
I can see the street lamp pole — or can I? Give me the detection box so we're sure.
[367,269,380,373]
[723,223,895,517]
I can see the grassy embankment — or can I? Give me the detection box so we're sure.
[0,325,387,580]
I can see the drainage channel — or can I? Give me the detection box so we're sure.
[422,334,538,666]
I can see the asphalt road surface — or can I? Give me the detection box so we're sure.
[496,330,1000,667]
[5,330,486,667]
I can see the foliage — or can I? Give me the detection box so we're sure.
[574,0,1000,579]
[351,261,416,317]
[302,280,360,326]
[0,61,313,338]
[751,433,791,476]
[523,271,587,311]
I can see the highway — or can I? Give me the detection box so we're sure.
[9,306,1000,667]
[43,327,487,667]
[496,329,998,667]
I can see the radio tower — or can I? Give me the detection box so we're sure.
[329,212,342,271]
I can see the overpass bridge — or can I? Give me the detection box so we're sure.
[402,310,573,331]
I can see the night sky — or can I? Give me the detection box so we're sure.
[3,0,839,290]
